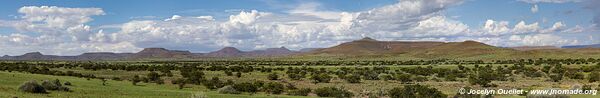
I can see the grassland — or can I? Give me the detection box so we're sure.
[2,60,600,98]
[0,71,309,98]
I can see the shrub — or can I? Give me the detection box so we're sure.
[235,72,242,78]
[263,82,284,94]
[224,70,233,76]
[314,87,353,98]
[41,80,60,90]
[18,80,47,93]
[131,75,141,85]
[565,71,585,79]
[217,85,241,94]
[203,77,224,89]
[288,73,303,80]
[112,77,122,81]
[395,73,412,83]
[378,73,393,81]
[548,73,563,82]
[233,82,259,93]
[589,72,600,82]
[388,84,447,98]
[288,88,311,96]
[412,75,428,82]
[64,81,72,86]
[344,74,361,83]
[268,72,279,80]
[311,73,332,83]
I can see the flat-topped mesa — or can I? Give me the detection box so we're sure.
[132,48,192,58]
[22,52,44,56]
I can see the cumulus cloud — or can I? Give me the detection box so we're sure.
[531,4,539,13]
[0,0,596,55]
[508,34,578,46]
[0,6,140,55]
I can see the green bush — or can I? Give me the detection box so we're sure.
[388,84,447,98]
[314,87,353,98]
[395,73,412,83]
[378,73,393,81]
[287,73,303,80]
[233,82,259,93]
[263,82,284,94]
[131,75,142,85]
[288,88,311,96]
[589,72,600,82]
[311,73,332,83]
[235,72,242,78]
[18,80,47,93]
[64,81,72,86]
[344,74,361,83]
[41,80,60,90]
[203,77,224,89]
[268,72,279,80]
[217,85,241,94]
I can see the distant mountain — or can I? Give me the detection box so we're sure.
[409,40,516,58]
[3,38,600,60]
[245,47,297,56]
[77,52,132,60]
[1,52,69,60]
[299,48,322,52]
[130,48,193,58]
[510,46,560,51]
[309,37,446,55]
[562,44,600,48]
[207,47,243,57]
[207,46,297,57]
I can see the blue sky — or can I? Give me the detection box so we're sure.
[0,0,598,55]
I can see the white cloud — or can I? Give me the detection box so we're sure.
[540,22,565,33]
[0,1,596,55]
[512,21,540,34]
[531,4,539,13]
[482,20,511,36]
[508,34,578,46]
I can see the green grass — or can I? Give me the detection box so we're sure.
[0,71,311,98]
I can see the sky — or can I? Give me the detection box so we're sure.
[0,0,599,56]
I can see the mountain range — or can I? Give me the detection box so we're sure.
[2,37,600,60]
[562,44,600,48]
